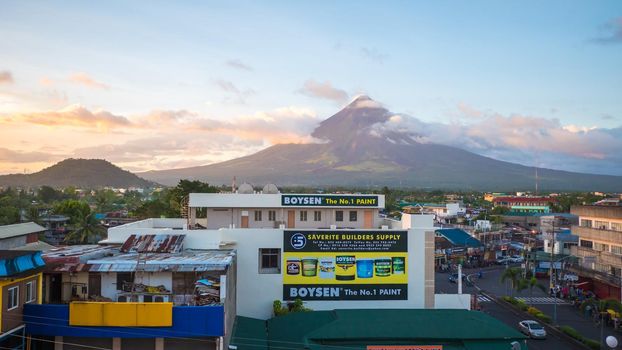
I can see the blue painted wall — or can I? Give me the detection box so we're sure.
[24,304,224,338]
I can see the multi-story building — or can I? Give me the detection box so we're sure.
[493,196,556,213]
[570,205,622,300]
[0,250,45,350]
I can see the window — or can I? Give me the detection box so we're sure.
[268,210,276,221]
[612,246,622,255]
[580,219,593,228]
[314,211,321,221]
[595,221,609,230]
[116,272,133,291]
[336,211,343,222]
[580,240,593,248]
[612,223,622,232]
[594,242,609,252]
[254,210,262,221]
[25,281,36,303]
[143,295,153,302]
[300,211,307,222]
[259,248,281,274]
[7,286,18,310]
[349,211,358,222]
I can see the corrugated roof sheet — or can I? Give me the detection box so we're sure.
[435,228,482,247]
[120,234,185,253]
[0,222,46,240]
[42,245,117,264]
[10,241,56,252]
[46,249,234,273]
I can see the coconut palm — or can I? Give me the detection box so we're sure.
[517,276,547,306]
[64,212,104,244]
[500,267,522,297]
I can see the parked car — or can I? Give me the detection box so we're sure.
[510,255,524,263]
[448,273,467,283]
[496,256,512,265]
[518,320,547,339]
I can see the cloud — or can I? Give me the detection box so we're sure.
[0,71,14,84]
[591,17,622,44]
[602,114,617,121]
[39,77,54,87]
[225,59,253,71]
[4,104,132,131]
[361,47,389,63]
[214,79,255,104]
[0,147,60,163]
[298,80,349,104]
[368,104,622,174]
[68,72,110,89]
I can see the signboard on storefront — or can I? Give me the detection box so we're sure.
[282,230,408,300]
[281,194,379,207]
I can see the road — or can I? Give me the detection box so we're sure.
[435,266,587,350]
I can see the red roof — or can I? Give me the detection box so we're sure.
[493,196,557,203]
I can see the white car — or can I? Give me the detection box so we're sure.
[518,320,547,339]
[510,255,525,263]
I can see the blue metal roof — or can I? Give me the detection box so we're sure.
[435,228,482,247]
[0,250,45,277]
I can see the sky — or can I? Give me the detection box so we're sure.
[0,1,621,175]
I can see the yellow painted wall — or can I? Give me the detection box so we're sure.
[69,302,173,327]
[0,272,42,332]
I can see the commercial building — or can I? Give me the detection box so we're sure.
[104,192,471,320]
[570,205,622,300]
[0,250,45,350]
[493,196,556,213]
[23,234,236,350]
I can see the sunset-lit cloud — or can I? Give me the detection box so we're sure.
[299,80,349,104]
[0,71,13,84]
[68,72,110,89]
[3,105,132,130]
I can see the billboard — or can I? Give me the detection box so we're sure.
[283,230,408,301]
[281,194,379,207]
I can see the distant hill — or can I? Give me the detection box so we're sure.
[139,96,622,191]
[0,158,157,188]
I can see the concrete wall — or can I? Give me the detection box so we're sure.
[0,235,27,249]
[434,294,471,309]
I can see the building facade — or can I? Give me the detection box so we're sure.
[493,196,556,213]
[570,205,622,300]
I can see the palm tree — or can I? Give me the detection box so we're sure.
[64,213,104,244]
[500,267,522,297]
[517,276,547,306]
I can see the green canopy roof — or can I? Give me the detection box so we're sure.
[435,229,482,247]
[230,309,527,350]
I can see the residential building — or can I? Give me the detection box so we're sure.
[569,205,622,300]
[0,222,54,251]
[499,213,577,232]
[39,215,70,245]
[0,250,45,350]
[25,234,236,350]
[493,196,556,213]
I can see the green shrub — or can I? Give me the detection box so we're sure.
[559,325,583,341]
[516,300,528,311]
[527,307,540,316]
[583,338,600,350]
[535,312,552,324]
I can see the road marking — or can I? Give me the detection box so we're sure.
[515,296,568,304]
[478,295,492,303]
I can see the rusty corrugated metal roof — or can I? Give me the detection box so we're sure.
[120,234,185,253]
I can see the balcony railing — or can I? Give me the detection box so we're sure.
[24,303,224,338]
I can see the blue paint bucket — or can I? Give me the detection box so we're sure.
[356,259,373,278]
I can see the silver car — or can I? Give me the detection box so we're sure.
[518,320,547,339]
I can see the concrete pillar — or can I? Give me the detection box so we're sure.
[112,338,121,350]
[155,338,164,350]
[424,230,436,308]
[54,336,63,350]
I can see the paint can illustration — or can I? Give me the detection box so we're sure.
[375,258,392,277]
[286,258,301,275]
[319,258,335,279]
[356,258,374,278]
[392,257,405,274]
[301,258,318,277]
[335,255,356,280]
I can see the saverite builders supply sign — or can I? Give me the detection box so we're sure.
[281,194,379,207]
[283,230,408,301]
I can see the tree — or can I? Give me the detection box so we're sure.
[38,186,63,203]
[167,180,219,216]
[0,196,19,225]
[500,267,522,297]
[64,212,104,244]
[54,200,91,225]
[94,189,117,212]
[518,276,546,306]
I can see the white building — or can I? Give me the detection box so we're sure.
[106,192,471,319]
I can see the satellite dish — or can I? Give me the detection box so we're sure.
[606,336,618,348]
[238,183,253,194]
[263,183,279,194]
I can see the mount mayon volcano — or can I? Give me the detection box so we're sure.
[140,96,622,191]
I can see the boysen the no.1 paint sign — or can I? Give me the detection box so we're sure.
[282,230,408,300]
